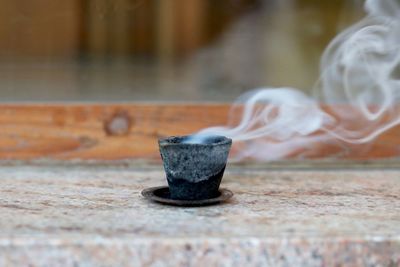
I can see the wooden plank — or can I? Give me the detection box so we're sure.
[131,1,156,56]
[0,104,228,161]
[176,0,205,55]
[85,0,110,58]
[0,0,81,59]
[110,0,131,57]
[0,104,399,161]
[156,0,177,60]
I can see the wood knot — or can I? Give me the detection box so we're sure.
[104,112,132,136]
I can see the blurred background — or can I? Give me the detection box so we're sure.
[0,0,365,102]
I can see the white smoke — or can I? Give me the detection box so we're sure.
[191,0,400,161]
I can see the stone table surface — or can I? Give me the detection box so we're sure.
[0,165,399,266]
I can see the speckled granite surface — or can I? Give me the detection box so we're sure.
[0,166,399,266]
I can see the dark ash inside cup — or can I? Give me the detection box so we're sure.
[158,135,232,200]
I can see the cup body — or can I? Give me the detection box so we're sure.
[158,135,232,200]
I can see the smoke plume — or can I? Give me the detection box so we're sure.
[191,0,400,161]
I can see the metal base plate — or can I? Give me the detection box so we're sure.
[141,186,233,207]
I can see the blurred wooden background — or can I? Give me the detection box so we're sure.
[0,0,258,60]
[0,0,81,59]
[0,0,362,60]
[84,0,259,58]
[0,0,366,102]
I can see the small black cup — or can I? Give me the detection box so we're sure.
[158,135,232,200]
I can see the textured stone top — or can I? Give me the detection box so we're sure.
[0,165,399,266]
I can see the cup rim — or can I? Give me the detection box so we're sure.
[159,135,232,147]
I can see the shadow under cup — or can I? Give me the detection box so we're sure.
[158,135,232,200]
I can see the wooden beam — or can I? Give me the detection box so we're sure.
[0,104,228,161]
[0,104,398,161]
